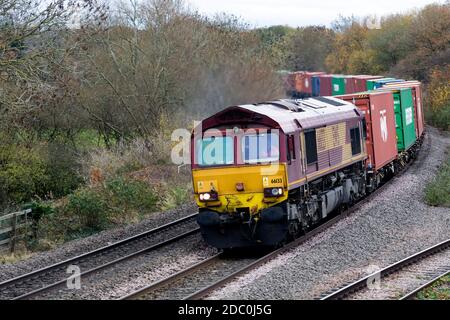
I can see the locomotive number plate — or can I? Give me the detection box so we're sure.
[263,176,284,187]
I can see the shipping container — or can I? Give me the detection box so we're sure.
[312,76,321,96]
[374,78,404,89]
[335,91,398,171]
[343,75,356,94]
[383,81,425,138]
[366,78,394,90]
[295,71,325,97]
[376,88,416,151]
[298,71,326,96]
[332,75,346,95]
[352,75,384,93]
[367,78,405,90]
[318,74,333,96]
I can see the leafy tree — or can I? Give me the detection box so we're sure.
[367,14,415,70]
[325,20,372,74]
[286,26,334,71]
[391,3,450,81]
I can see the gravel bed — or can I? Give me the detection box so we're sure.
[207,127,450,300]
[0,202,197,283]
[136,256,257,300]
[30,233,218,300]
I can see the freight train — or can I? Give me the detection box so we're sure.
[191,73,425,249]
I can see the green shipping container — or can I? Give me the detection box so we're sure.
[392,88,416,151]
[332,76,346,95]
[366,78,395,91]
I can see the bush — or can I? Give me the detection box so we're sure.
[424,155,450,207]
[425,65,450,131]
[0,141,83,207]
[66,188,109,231]
[24,201,55,222]
[0,145,49,204]
[105,177,157,211]
[63,177,158,235]
[427,107,450,131]
[45,142,83,198]
[22,201,55,247]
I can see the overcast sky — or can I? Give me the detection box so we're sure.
[187,0,446,27]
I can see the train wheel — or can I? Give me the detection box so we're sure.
[348,191,356,207]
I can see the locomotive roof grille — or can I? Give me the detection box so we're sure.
[255,100,305,112]
[312,96,346,106]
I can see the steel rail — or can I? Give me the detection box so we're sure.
[399,270,449,300]
[14,228,200,300]
[0,213,199,299]
[120,253,223,300]
[320,238,450,300]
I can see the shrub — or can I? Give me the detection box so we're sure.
[0,145,49,204]
[22,201,55,247]
[66,188,109,231]
[424,154,450,207]
[105,177,157,211]
[81,134,174,184]
[159,185,191,210]
[425,65,450,131]
[24,201,55,222]
[427,107,450,132]
[0,142,83,206]
[44,142,83,198]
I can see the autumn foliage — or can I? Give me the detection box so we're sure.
[426,66,450,131]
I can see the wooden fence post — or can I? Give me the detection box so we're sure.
[10,212,17,253]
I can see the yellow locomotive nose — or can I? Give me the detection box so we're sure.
[192,164,288,215]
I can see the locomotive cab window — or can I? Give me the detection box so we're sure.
[196,136,234,166]
[304,129,318,165]
[350,127,361,156]
[241,131,279,164]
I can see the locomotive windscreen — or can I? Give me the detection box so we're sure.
[196,136,234,166]
[242,132,280,164]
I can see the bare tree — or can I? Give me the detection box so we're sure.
[0,0,105,132]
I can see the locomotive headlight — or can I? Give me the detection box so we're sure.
[264,188,284,197]
[198,192,218,202]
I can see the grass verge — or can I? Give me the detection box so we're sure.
[416,274,450,300]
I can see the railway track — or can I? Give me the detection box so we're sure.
[400,270,449,300]
[0,213,200,300]
[121,138,423,301]
[320,238,450,300]
[121,178,395,300]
